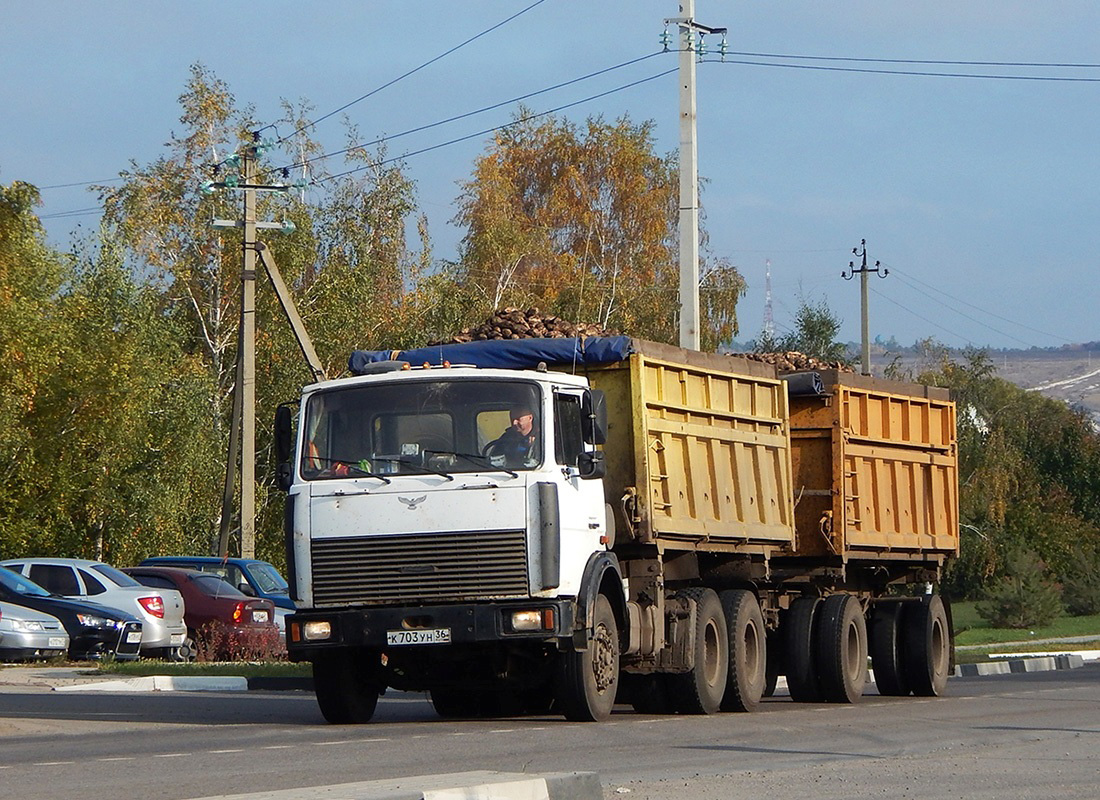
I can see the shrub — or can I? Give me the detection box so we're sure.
[194,621,287,662]
[1060,549,1100,616]
[975,550,1063,629]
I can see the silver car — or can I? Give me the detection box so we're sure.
[0,558,186,659]
[0,601,70,661]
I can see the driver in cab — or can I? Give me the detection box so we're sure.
[486,405,539,467]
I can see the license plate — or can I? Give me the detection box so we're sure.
[170,633,185,645]
[126,631,142,644]
[48,637,66,648]
[386,628,451,646]
[252,610,269,623]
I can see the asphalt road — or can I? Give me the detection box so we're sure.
[1,666,1098,800]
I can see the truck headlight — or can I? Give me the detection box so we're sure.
[301,620,332,641]
[508,608,555,632]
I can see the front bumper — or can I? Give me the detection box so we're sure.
[287,599,576,658]
[0,630,68,661]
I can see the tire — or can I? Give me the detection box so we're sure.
[719,589,766,712]
[172,634,197,663]
[312,651,382,724]
[555,594,620,721]
[430,687,486,719]
[903,595,952,697]
[814,594,868,704]
[622,673,674,715]
[666,588,728,715]
[785,596,823,703]
[870,600,911,696]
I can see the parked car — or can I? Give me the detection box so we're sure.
[0,601,70,662]
[0,566,142,661]
[0,558,186,659]
[139,557,293,632]
[123,566,279,660]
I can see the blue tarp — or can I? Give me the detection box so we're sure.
[348,336,635,374]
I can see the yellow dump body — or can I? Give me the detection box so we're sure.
[587,340,795,553]
[787,370,959,562]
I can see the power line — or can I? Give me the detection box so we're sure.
[706,57,1100,82]
[267,52,666,178]
[39,207,101,219]
[38,179,121,191]
[886,272,1035,348]
[726,51,1100,69]
[317,68,677,184]
[884,263,1072,343]
[277,0,548,146]
[869,285,976,345]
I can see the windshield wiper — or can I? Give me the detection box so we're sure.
[309,456,391,484]
[427,451,518,479]
[373,456,454,481]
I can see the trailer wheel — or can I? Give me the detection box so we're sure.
[667,588,728,715]
[814,593,868,704]
[312,651,381,724]
[903,595,951,697]
[719,589,766,712]
[870,600,911,696]
[555,594,619,721]
[785,596,823,703]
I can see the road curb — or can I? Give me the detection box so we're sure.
[188,771,601,800]
[53,675,248,693]
[246,676,312,691]
[954,653,1085,677]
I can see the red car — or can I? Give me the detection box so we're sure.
[123,566,279,660]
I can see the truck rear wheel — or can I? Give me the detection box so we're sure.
[785,596,823,703]
[814,593,868,704]
[555,594,619,721]
[719,589,766,712]
[312,651,381,724]
[667,588,728,715]
[870,600,911,696]
[903,595,951,697]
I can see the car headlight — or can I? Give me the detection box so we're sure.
[12,620,45,632]
[76,613,116,629]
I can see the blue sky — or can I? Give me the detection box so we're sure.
[2,1,1097,350]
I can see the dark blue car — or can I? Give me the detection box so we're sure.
[138,557,294,631]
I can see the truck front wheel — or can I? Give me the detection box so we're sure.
[313,650,382,724]
[556,594,619,721]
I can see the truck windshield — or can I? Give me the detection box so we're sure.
[301,378,542,480]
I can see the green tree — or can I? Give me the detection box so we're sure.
[453,109,743,349]
[975,550,1063,629]
[94,66,430,563]
[0,182,72,556]
[754,296,853,365]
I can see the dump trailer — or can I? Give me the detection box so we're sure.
[278,337,958,723]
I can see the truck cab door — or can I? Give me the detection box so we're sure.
[550,389,608,595]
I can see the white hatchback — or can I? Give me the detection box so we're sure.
[0,558,187,659]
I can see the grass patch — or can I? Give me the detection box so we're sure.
[951,600,1100,646]
[97,660,311,679]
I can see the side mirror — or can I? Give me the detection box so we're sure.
[274,405,294,491]
[577,450,606,480]
[581,389,608,445]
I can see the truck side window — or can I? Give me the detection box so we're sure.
[554,393,584,467]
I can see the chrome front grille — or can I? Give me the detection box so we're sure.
[311,528,529,606]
